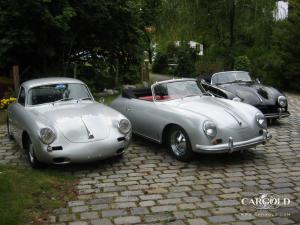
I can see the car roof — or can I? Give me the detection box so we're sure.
[21,77,84,89]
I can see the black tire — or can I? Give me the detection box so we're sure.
[167,125,195,162]
[25,138,44,169]
[6,117,14,140]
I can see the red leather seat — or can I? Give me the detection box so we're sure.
[138,96,153,101]
[138,96,171,101]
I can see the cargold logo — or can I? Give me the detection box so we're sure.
[241,193,290,210]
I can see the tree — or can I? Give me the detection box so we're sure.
[155,0,277,71]
[0,0,76,74]
[278,0,300,91]
[140,0,162,63]
[0,0,145,85]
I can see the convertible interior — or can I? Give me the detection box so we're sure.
[122,88,171,101]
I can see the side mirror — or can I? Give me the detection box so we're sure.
[256,78,261,84]
[99,97,105,103]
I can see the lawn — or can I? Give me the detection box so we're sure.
[104,94,119,104]
[0,165,76,225]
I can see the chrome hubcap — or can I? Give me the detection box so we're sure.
[170,130,187,156]
[29,144,35,163]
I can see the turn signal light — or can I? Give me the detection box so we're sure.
[212,139,222,145]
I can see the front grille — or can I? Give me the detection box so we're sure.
[117,137,125,142]
[52,146,63,151]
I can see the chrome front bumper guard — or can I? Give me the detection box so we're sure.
[263,108,290,119]
[264,112,290,119]
[195,130,272,153]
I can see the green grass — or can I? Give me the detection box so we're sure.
[0,165,76,225]
[93,93,119,105]
[104,94,119,105]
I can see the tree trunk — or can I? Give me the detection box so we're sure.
[229,0,235,48]
[229,0,236,69]
[12,65,20,93]
[114,58,119,87]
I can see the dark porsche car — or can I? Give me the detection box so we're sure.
[199,71,290,119]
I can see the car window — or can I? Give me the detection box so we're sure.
[153,80,203,101]
[27,83,92,105]
[212,72,252,85]
[18,87,26,106]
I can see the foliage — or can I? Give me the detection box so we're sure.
[234,56,251,71]
[273,0,300,91]
[0,165,76,225]
[152,52,169,74]
[0,0,298,91]
[155,1,299,85]
[175,44,196,77]
[140,0,162,63]
[0,0,145,86]
[0,97,16,110]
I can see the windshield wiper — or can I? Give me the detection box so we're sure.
[53,98,74,105]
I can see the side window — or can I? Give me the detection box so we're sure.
[18,87,26,106]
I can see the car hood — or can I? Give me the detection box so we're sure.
[30,102,118,143]
[218,82,283,105]
[165,96,257,129]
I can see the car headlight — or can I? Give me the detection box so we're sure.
[203,121,217,138]
[233,97,242,102]
[118,119,131,134]
[40,128,56,145]
[278,96,287,107]
[256,113,266,128]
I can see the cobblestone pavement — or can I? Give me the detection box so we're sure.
[0,94,300,225]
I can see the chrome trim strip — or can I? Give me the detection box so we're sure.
[81,117,94,139]
[224,109,243,126]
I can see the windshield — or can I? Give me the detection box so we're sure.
[28,83,92,105]
[211,71,252,85]
[153,80,203,101]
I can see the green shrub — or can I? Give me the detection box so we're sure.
[175,45,196,77]
[152,52,169,74]
[234,56,251,71]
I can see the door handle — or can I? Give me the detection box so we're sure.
[127,108,133,112]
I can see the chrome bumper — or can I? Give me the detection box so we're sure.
[36,134,131,164]
[264,112,290,119]
[195,130,272,153]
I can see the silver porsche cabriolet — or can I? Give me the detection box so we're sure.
[110,78,272,161]
[7,78,131,168]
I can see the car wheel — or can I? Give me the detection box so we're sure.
[6,117,13,140]
[26,138,44,169]
[167,126,195,162]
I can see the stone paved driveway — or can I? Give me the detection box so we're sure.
[1,94,300,225]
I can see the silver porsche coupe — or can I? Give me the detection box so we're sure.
[110,78,272,161]
[7,78,131,168]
